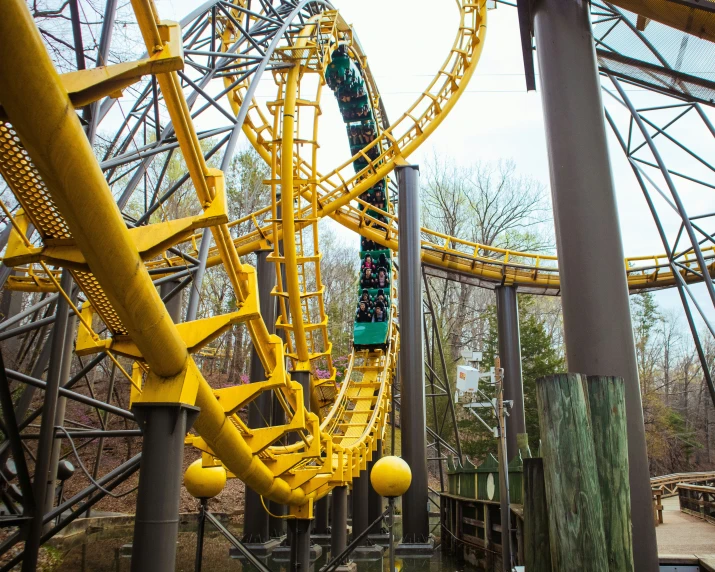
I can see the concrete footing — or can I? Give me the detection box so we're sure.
[395,535,435,557]
[271,543,322,562]
[310,533,333,546]
[352,543,385,561]
[367,532,391,545]
[229,537,282,558]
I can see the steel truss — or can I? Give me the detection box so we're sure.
[0,1,334,568]
[422,266,463,492]
[1,0,715,567]
[590,2,715,407]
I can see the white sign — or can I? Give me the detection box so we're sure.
[456,365,480,394]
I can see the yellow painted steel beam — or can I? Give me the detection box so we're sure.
[0,0,187,379]
[0,0,310,506]
[279,26,312,364]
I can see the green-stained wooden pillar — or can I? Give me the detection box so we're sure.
[536,373,608,571]
[523,457,552,572]
[584,375,634,572]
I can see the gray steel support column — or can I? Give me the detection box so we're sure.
[22,270,72,572]
[160,279,183,322]
[367,440,383,525]
[132,277,194,572]
[185,228,211,322]
[291,370,311,412]
[0,273,23,369]
[288,369,311,570]
[269,281,287,537]
[243,250,274,543]
[331,486,348,558]
[45,284,78,520]
[533,1,658,568]
[313,496,329,535]
[130,404,197,572]
[288,518,310,572]
[495,286,524,459]
[397,165,429,543]
[351,470,369,543]
[268,384,287,537]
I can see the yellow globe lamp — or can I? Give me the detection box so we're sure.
[184,459,227,499]
[370,456,412,498]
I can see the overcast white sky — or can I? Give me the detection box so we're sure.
[150,0,715,329]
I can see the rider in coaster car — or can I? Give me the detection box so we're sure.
[378,253,388,268]
[359,289,373,308]
[375,289,388,308]
[373,186,385,208]
[376,267,389,289]
[361,236,377,251]
[361,254,376,272]
[361,267,377,289]
[356,300,373,323]
[373,304,386,323]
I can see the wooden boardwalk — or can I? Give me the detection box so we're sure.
[657,497,715,560]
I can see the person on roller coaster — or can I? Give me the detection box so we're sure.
[359,289,373,308]
[376,267,389,289]
[361,267,376,289]
[375,289,388,308]
[373,304,386,323]
[373,186,385,208]
[361,254,376,272]
[361,236,377,251]
[356,301,373,323]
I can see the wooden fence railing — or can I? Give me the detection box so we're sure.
[650,472,715,497]
[679,484,715,525]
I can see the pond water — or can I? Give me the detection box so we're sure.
[54,516,489,572]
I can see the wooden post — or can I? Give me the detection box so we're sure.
[584,375,635,572]
[523,458,552,572]
[517,433,532,459]
[536,373,608,571]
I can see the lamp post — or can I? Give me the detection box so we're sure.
[370,456,412,572]
[183,459,228,572]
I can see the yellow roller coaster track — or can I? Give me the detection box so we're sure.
[1,0,713,513]
[0,0,478,512]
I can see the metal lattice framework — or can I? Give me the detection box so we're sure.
[0,0,715,568]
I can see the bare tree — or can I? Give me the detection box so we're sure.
[420,153,555,359]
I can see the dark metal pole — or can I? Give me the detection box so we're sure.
[495,285,525,458]
[331,486,348,561]
[87,0,118,142]
[22,270,72,572]
[367,440,383,528]
[292,370,311,412]
[397,165,428,543]
[0,353,35,518]
[314,496,329,535]
[185,229,211,322]
[194,498,208,572]
[45,282,78,522]
[288,370,312,572]
[288,518,311,572]
[243,250,274,543]
[533,1,658,568]
[130,404,197,572]
[388,497,396,572]
[496,370,512,572]
[351,469,369,543]
[131,278,195,572]
[160,278,184,323]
